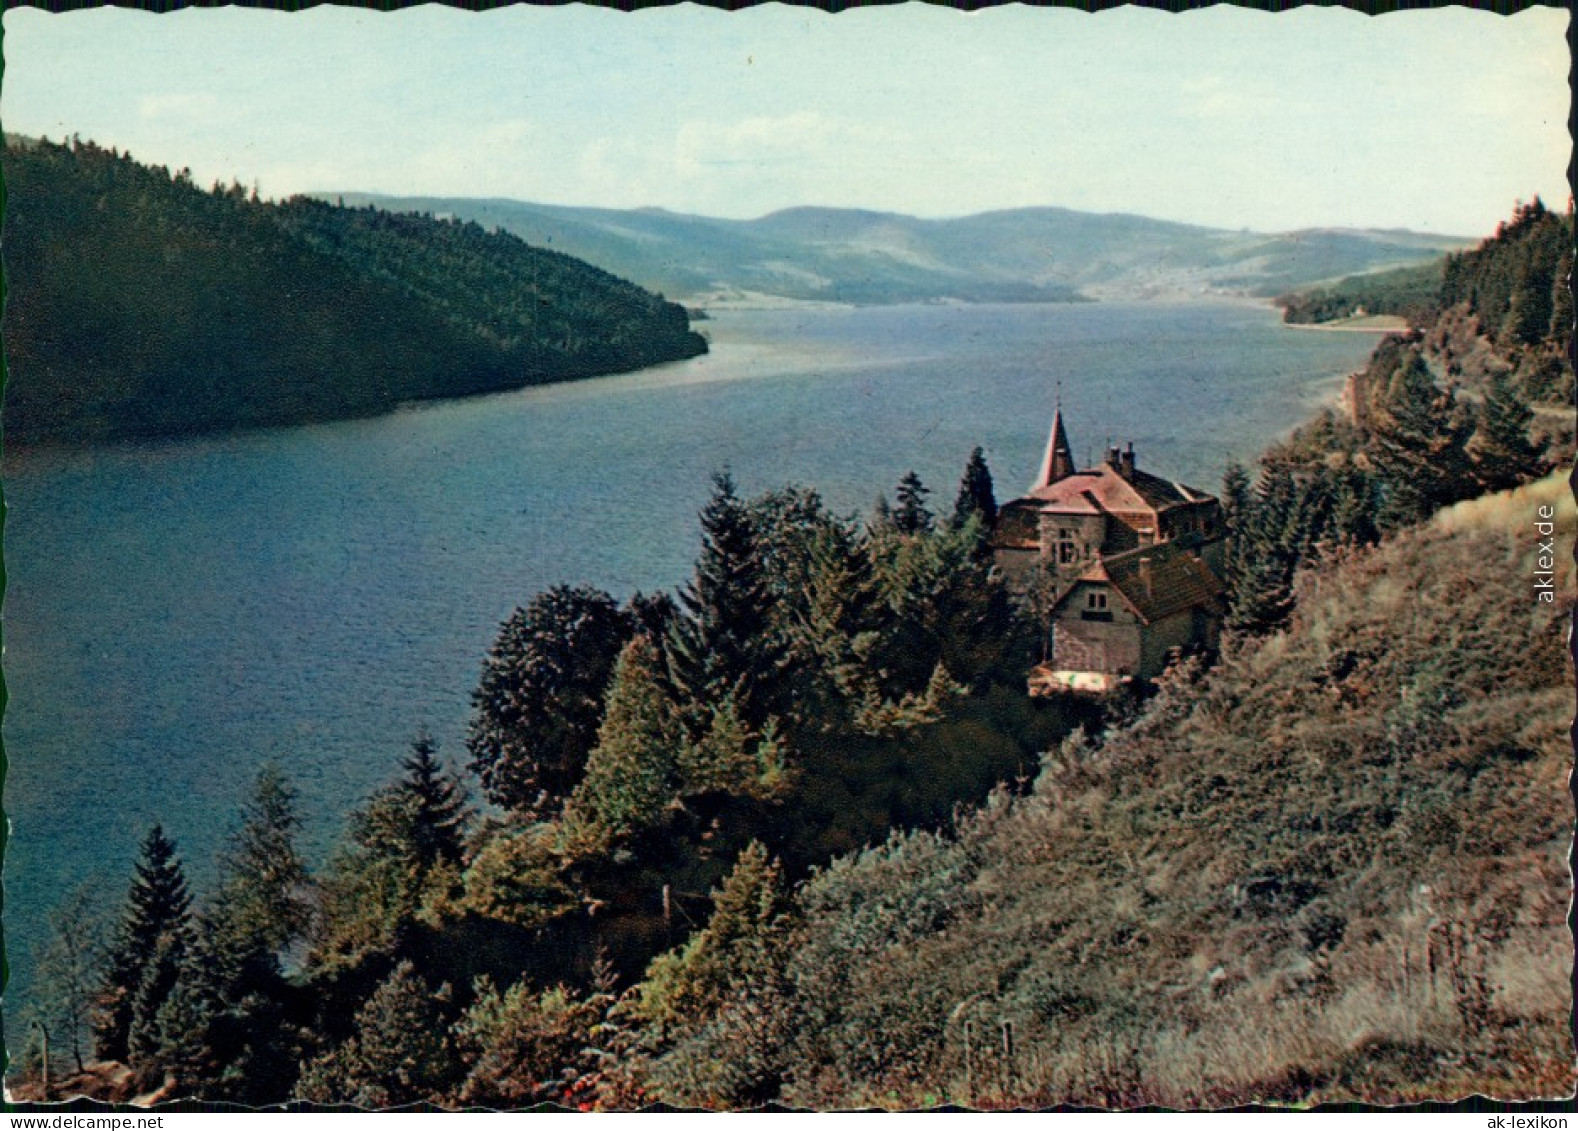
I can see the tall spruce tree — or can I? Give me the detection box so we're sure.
[96,825,194,1063]
[215,764,315,958]
[1366,347,1477,528]
[950,447,998,531]
[1469,373,1548,493]
[891,471,934,536]
[398,733,471,873]
[1219,460,1253,602]
[316,735,473,964]
[563,634,686,852]
[1226,465,1299,635]
[468,585,634,817]
[667,472,783,731]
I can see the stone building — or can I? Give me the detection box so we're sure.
[992,407,1228,693]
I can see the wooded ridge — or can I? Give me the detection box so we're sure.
[2,137,708,447]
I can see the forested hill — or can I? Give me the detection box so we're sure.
[2,138,707,446]
[326,192,1467,306]
[1279,199,1572,383]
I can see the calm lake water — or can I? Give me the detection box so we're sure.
[2,300,1378,1008]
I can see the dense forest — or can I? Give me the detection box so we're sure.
[1275,260,1443,326]
[14,203,1571,1108]
[2,137,707,446]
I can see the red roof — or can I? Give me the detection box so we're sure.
[1055,541,1225,624]
[1018,462,1210,517]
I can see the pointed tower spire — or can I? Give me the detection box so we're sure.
[1034,402,1077,489]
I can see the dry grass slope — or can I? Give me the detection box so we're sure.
[776,472,1575,1108]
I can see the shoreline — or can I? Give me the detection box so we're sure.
[1280,316,1409,334]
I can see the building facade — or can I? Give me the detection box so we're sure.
[992,408,1228,692]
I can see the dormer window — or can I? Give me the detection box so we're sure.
[1088,591,1107,610]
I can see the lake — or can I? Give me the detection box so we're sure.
[2,299,1379,1009]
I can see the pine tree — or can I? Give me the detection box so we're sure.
[127,932,189,1086]
[1219,460,1253,601]
[950,447,997,531]
[398,733,470,873]
[1329,468,1380,546]
[632,842,794,1040]
[562,635,685,853]
[666,472,783,731]
[892,471,934,536]
[1469,373,1548,493]
[296,961,456,1107]
[1502,258,1553,348]
[316,736,472,963]
[782,520,890,723]
[96,825,194,1063]
[633,842,799,1107]
[468,585,634,817]
[1548,249,1573,343]
[215,764,315,958]
[1366,348,1477,527]
[1226,465,1298,634]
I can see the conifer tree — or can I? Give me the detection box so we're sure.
[950,447,997,531]
[892,471,934,536]
[1226,466,1299,634]
[1469,373,1548,493]
[146,971,221,1096]
[317,736,472,963]
[633,843,799,1107]
[1503,258,1553,348]
[784,521,889,722]
[1328,468,1380,546]
[468,585,634,817]
[666,472,783,731]
[868,493,897,537]
[1219,460,1253,600]
[96,825,194,1063]
[215,764,315,958]
[296,961,456,1107]
[632,842,795,1040]
[1548,249,1573,342]
[1366,348,1476,527]
[127,933,190,1085]
[562,635,685,852]
[398,733,471,873]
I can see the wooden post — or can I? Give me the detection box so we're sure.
[1001,1020,1015,1093]
[662,883,672,927]
[963,1019,974,1104]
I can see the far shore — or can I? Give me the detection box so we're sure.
[1280,314,1409,334]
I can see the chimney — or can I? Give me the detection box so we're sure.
[1138,556,1153,599]
[1107,445,1122,468]
[1120,442,1136,477]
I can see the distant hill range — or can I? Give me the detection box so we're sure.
[324,193,1469,306]
[3,137,707,446]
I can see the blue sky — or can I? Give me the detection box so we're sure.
[3,4,1568,236]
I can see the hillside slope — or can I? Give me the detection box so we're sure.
[325,193,1467,306]
[664,473,1574,1108]
[3,138,707,446]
